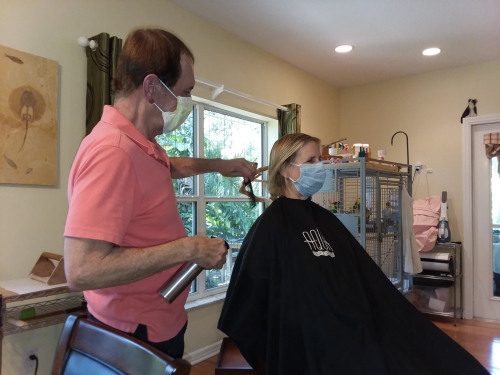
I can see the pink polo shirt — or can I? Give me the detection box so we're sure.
[65,105,189,342]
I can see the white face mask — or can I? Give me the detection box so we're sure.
[154,80,193,133]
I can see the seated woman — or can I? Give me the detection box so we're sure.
[218,133,488,375]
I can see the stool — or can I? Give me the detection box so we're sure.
[215,337,257,374]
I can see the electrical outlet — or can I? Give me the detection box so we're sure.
[414,162,422,173]
[24,348,38,374]
[427,168,433,174]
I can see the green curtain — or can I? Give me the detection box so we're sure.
[85,33,122,135]
[277,103,301,137]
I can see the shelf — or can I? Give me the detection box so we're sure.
[322,157,408,174]
[0,277,71,303]
[416,308,459,319]
[412,242,462,325]
[1,278,86,338]
[1,279,87,375]
[413,273,462,282]
[3,295,86,336]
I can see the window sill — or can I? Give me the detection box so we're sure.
[185,292,226,311]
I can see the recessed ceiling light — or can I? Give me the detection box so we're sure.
[422,47,441,56]
[335,45,354,53]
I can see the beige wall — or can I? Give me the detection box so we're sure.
[340,60,500,242]
[0,1,338,374]
[2,0,499,373]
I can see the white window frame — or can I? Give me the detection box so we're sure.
[175,97,277,302]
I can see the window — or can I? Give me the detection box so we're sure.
[156,101,268,300]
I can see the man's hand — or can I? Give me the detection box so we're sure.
[189,236,229,269]
[218,158,257,183]
[170,157,258,182]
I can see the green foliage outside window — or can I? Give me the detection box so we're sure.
[156,106,264,292]
[156,111,194,196]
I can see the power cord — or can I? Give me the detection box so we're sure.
[29,354,39,375]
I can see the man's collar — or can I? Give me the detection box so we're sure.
[101,105,168,164]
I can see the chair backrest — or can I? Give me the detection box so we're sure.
[51,313,191,375]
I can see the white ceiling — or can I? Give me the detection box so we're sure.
[170,0,500,88]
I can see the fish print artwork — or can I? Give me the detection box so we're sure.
[19,89,38,151]
[4,52,24,65]
[0,44,58,185]
[3,154,17,169]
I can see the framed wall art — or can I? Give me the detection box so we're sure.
[0,45,58,185]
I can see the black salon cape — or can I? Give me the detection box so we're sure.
[218,197,488,375]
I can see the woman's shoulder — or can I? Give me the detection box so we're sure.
[254,197,341,226]
[252,200,281,226]
[259,197,292,218]
[244,199,290,237]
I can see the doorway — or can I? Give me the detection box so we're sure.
[463,115,500,321]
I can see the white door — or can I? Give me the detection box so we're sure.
[472,120,500,320]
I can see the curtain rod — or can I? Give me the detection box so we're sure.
[195,78,289,112]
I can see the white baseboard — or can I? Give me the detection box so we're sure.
[184,340,222,365]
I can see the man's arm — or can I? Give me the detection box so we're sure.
[63,235,228,291]
[170,157,257,182]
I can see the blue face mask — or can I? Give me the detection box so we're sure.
[289,162,326,197]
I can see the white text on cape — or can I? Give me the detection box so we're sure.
[302,229,335,257]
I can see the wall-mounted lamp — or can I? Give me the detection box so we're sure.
[77,37,98,51]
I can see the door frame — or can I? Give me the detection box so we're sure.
[462,114,500,319]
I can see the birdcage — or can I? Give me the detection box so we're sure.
[312,158,412,291]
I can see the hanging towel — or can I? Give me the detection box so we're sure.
[402,189,422,274]
[413,196,441,252]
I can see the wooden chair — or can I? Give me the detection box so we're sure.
[51,313,191,375]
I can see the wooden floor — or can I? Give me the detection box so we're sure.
[433,317,500,374]
[190,317,500,375]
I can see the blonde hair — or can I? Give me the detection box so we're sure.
[267,133,321,200]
